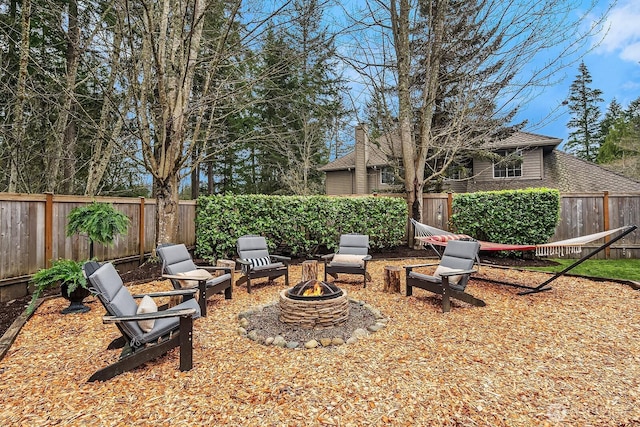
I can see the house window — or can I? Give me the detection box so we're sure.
[381,167,396,185]
[493,149,522,178]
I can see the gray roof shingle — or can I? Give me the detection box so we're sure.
[468,150,640,193]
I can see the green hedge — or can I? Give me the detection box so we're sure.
[195,195,408,260]
[450,188,560,245]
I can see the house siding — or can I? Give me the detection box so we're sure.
[473,148,543,183]
[320,128,640,195]
[442,179,469,193]
[325,170,354,195]
[367,171,378,193]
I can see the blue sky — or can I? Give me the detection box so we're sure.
[519,0,640,143]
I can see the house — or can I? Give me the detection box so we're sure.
[318,125,640,194]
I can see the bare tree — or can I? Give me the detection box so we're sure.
[6,0,31,193]
[121,0,292,244]
[343,0,610,235]
[84,7,127,197]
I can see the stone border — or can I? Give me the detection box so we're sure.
[237,298,388,349]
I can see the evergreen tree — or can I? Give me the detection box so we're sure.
[596,99,624,163]
[598,99,623,146]
[253,0,349,195]
[566,61,604,162]
[597,97,640,179]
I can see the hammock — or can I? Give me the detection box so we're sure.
[411,219,638,294]
[411,219,631,256]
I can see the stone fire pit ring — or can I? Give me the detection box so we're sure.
[279,288,349,329]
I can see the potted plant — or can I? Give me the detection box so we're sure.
[27,259,89,315]
[66,201,130,259]
[26,202,130,315]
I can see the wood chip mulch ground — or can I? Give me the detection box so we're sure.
[1,259,639,426]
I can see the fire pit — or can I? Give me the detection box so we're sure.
[279,280,349,329]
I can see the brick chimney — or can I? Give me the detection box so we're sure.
[354,124,369,194]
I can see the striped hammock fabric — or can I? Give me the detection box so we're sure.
[411,219,632,256]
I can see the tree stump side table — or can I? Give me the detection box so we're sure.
[216,259,236,285]
[301,260,319,282]
[383,265,401,293]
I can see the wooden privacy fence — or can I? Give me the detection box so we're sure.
[0,191,638,302]
[0,193,195,301]
[419,191,640,259]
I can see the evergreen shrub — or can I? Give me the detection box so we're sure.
[450,188,560,245]
[195,195,407,260]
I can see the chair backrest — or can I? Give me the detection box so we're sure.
[237,235,270,260]
[85,261,145,341]
[439,240,480,287]
[157,243,198,275]
[337,234,369,256]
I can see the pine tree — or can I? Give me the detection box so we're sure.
[252,0,349,195]
[597,97,640,179]
[566,62,604,162]
[596,99,624,163]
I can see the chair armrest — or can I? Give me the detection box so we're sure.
[132,288,197,299]
[404,262,438,272]
[236,258,251,266]
[161,273,212,282]
[439,268,477,277]
[320,253,335,261]
[362,255,372,261]
[102,307,197,324]
[196,265,232,274]
[270,255,291,263]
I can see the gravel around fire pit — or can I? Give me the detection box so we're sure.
[237,299,387,348]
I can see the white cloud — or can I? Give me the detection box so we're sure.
[598,0,640,61]
[619,42,640,62]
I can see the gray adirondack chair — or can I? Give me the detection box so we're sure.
[322,233,372,288]
[235,235,290,293]
[156,243,232,317]
[405,239,485,312]
[83,261,200,382]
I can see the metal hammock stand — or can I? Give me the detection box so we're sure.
[410,219,638,295]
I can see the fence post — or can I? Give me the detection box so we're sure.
[447,192,453,231]
[603,191,610,259]
[139,197,145,263]
[44,192,53,268]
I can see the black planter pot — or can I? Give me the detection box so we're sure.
[60,283,91,314]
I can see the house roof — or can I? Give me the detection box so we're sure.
[543,150,640,192]
[318,131,561,172]
[318,132,400,172]
[468,150,640,193]
[481,131,561,150]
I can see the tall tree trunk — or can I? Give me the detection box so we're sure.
[391,0,448,246]
[155,174,180,244]
[207,161,214,194]
[62,110,77,193]
[415,0,448,220]
[147,0,207,245]
[8,0,31,193]
[46,0,80,192]
[85,26,125,197]
[85,117,123,196]
[391,0,418,246]
[191,146,199,199]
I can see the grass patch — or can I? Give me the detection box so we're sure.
[526,258,640,281]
